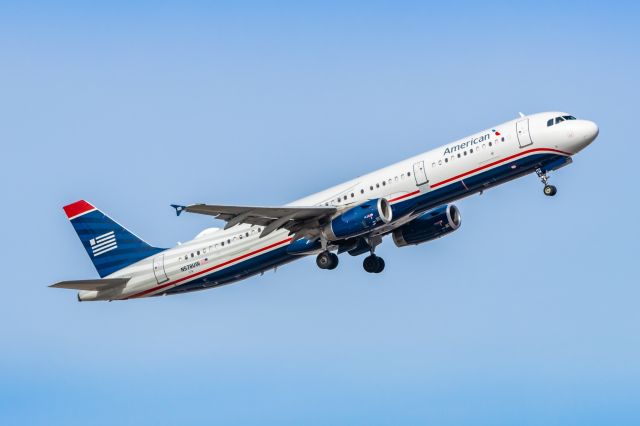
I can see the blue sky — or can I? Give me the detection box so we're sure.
[1,1,639,424]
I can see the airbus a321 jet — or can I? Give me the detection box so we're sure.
[52,112,599,301]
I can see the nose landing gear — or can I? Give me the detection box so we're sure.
[536,168,557,197]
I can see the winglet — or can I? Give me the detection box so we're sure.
[171,204,186,216]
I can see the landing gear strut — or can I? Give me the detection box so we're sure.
[363,254,385,273]
[536,168,557,197]
[316,251,339,270]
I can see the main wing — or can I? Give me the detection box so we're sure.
[171,203,338,240]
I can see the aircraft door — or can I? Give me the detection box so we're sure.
[413,161,429,187]
[516,118,533,148]
[153,254,169,284]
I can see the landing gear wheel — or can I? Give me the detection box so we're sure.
[316,251,339,270]
[543,185,557,196]
[363,255,385,273]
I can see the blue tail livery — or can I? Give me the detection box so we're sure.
[63,200,165,277]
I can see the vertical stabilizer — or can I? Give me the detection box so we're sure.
[63,200,164,277]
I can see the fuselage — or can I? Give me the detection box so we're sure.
[79,111,599,301]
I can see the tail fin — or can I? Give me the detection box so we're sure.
[63,200,165,277]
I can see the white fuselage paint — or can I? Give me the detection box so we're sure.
[79,111,598,301]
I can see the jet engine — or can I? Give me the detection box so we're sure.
[326,198,393,240]
[392,205,461,247]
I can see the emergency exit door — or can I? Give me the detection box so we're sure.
[153,254,169,284]
[413,160,429,186]
[516,118,533,148]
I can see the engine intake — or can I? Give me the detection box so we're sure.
[327,198,392,240]
[392,205,461,247]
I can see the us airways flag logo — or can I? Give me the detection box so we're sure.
[90,231,117,257]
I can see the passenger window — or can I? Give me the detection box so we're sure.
[382,181,386,186]
[489,141,492,147]
[376,183,379,188]
[221,242,224,246]
[407,172,411,176]
[445,158,448,163]
[370,186,373,191]
[351,193,354,197]
[555,116,565,124]
[457,153,461,158]
[463,151,467,156]
[547,119,554,127]
[438,160,442,165]
[197,250,200,255]
[191,253,194,258]
[360,189,364,194]
[246,232,249,237]
[432,162,436,167]
[470,148,473,154]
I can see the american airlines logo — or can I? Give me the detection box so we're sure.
[90,231,117,257]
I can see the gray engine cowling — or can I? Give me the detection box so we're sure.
[392,205,461,247]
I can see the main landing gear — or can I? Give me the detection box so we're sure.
[316,235,385,273]
[363,236,385,273]
[316,251,339,270]
[536,168,557,197]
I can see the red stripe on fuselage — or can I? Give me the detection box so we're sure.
[430,147,571,189]
[126,237,293,299]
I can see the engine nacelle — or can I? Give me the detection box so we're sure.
[326,198,393,240]
[392,205,461,247]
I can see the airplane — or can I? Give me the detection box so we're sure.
[51,111,599,302]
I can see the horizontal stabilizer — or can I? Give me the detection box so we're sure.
[50,278,130,291]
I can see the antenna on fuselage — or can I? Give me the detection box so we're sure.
[518,112,525,118]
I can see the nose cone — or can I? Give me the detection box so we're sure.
[581,120,599,144]
[566,119,599,153]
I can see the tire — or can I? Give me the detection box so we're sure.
[363,255,380,273]
[544,185,557,196]
[374,257,385,273]
[316,252,331,269]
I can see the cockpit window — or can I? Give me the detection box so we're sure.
[548,115,577,127]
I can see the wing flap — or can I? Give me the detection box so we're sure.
[50,278,130,291]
